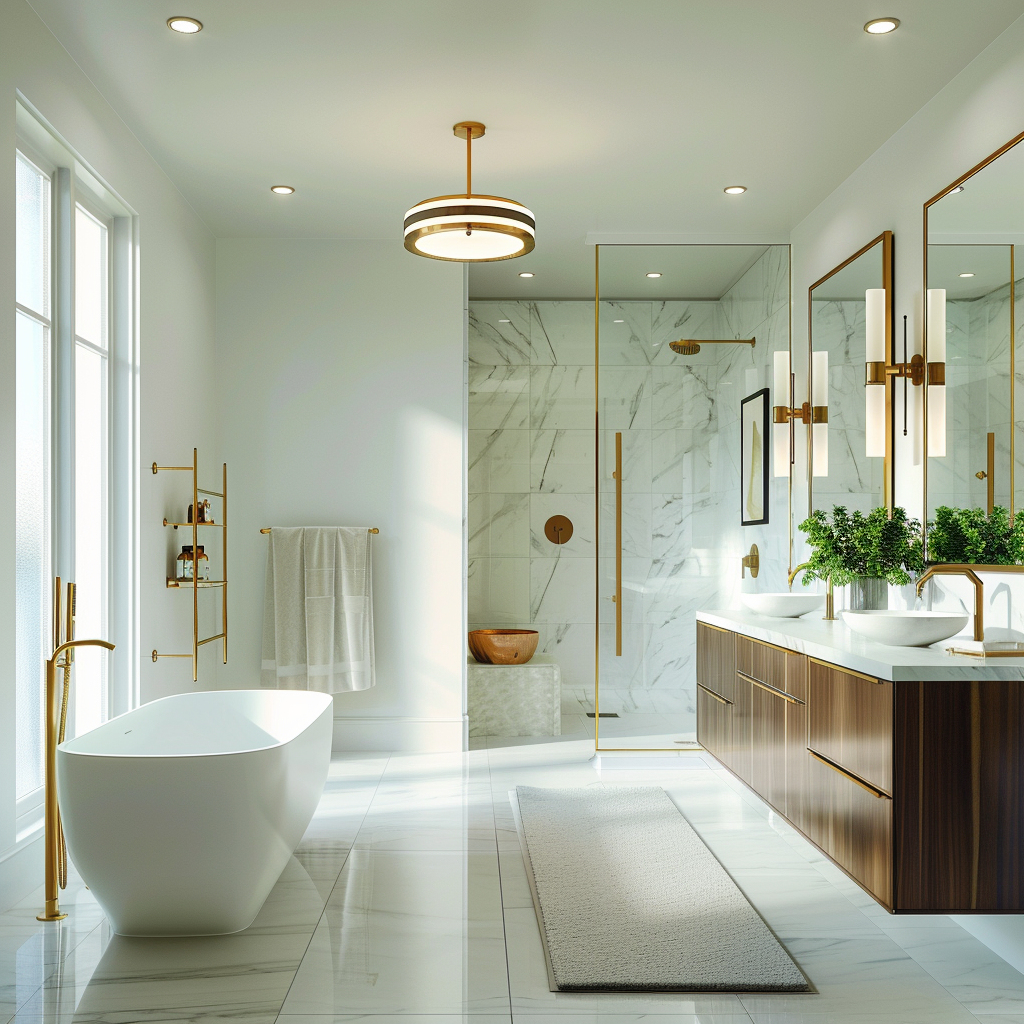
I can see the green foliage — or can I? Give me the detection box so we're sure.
[797,505,925,588]
[928,506,1024,565]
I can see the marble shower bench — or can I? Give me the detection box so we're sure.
[467,655,561,737]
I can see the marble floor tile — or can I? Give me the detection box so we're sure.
[280,851,511,1016]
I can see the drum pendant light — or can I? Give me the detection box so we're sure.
[404,122,536,262]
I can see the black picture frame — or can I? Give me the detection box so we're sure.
[740,388,770,526]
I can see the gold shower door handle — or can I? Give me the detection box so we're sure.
[614,431,622,656]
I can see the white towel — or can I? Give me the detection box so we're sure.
[261,527,375,693]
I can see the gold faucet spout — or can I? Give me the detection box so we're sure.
[916,565,984,642]
[787,562,811,590]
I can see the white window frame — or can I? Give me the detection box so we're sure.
[13,99,139,845]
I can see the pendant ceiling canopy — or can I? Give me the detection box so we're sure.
[404,122,535,263]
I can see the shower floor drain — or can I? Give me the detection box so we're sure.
[586,712,619,718]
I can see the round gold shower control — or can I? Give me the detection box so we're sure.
[544,515,573,545]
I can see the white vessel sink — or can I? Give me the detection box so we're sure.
[842,610,969,648]
[740,592,824,618]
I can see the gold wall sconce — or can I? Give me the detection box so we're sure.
[773,351,828,477]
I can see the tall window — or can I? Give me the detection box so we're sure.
[74,203,110,736]
[15,153,52,800]
[14,125,134,823]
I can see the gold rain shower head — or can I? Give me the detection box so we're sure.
[669,338,756,357]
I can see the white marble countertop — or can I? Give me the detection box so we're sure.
[697,608,1024,681]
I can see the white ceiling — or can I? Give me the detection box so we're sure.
[25,0,1024,282]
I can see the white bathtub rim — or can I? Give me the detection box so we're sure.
[59,689,333,759]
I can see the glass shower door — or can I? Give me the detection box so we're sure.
[595,243,791,751]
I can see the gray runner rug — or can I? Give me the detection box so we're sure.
[512,785,810,992]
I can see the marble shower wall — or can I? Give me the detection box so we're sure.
[810,299,886,514]
[931,280,1022,513]
[468,246,792,728]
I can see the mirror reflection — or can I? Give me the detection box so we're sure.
[927,139,1024,522]
[808,233,893,515]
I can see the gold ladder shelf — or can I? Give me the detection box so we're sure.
[151,448,227,681]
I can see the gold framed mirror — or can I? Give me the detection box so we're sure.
[924,130,1024,552]
[807,231,895,517]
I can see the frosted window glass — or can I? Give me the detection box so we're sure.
[75,206,107,349]
[74,345,109,737]
[16,311,51,798]
[16,154,50,318]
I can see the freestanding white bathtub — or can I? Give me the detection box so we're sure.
[56,689,333,937]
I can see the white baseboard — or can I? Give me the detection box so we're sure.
[333,715,467,752]
[0,834,42,913]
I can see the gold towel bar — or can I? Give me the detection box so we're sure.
[260,527,379,534]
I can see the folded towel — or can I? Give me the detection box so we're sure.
[261,527,375,693]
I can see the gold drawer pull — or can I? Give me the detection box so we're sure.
[697,683,733,706]
[736,669,763,686]
[808,748,889,799]
[748,676,806,705]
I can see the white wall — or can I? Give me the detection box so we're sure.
[0,0,220,910]
[215,239,466,751]
[791,14,1024,961]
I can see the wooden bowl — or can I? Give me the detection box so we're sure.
[468,629,539,665]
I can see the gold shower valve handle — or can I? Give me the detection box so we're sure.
[741,544,760,579]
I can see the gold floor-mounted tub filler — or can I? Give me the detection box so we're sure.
[38,577,115,922]
[468,629,539,665]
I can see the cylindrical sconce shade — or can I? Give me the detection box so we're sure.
[812,350,828,477]
[865,288,886,458]
[773,351,790,477]
[927,288,947,457]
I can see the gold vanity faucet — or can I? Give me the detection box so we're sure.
[37,631,115,922]
[788,562,836,621]
[787,562,810,590]
[915,565,985,642]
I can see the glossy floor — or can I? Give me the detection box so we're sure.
[4,722,1024,1024]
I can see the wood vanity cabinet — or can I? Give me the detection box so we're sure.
[696,622,1024,914]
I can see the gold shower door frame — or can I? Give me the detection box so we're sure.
[592,244,796,753]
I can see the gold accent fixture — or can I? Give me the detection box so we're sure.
[697,683,733,706]
[808,748,889,799]
[37,579,114,922]
[977,432,996,514]
[669,337,755,356]
[787,562,810,588]
[866,353,925,387]
[614,431,622,656]
[787,562,835,620]
[916,565,985,642]
[403,122,535,263]
[261,527,379,534]
[743,673,806,705]
[741,543,759,579]
[808,656,883,684]
[153,449,227,681]
[543,515,573,545]
[467,628,539,665]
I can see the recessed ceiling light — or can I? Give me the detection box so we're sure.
[498,319,511,323]
[723,185,747,195]
[951,185,965,194]
[270,185,295,195]
[167,16,203,33]
[646,272,662,279]
[864,17,899,34]
[959,272,975,278]
[613,319,624,323]
[518,272,534,278]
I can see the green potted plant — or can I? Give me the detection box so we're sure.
[797,505,925,609]
[928,506,1024,565]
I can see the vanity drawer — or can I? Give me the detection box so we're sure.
[697,621,737,702]
[697,684,733,767]
[804,747,893,908]
[808,658,892,794]
[736,635,788,693]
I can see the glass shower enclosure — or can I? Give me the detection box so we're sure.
[595,244,792,751]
